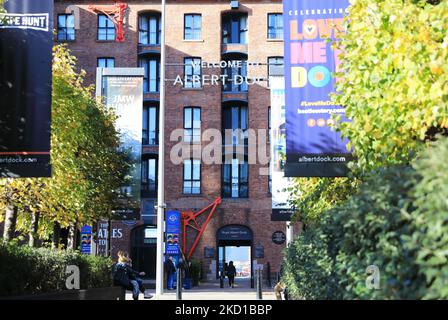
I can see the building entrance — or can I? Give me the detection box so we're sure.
[216,225,253,286]
[131,225,157,279]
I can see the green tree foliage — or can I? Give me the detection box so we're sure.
[0,45,129,241]
[333,0,448,171]
[283,137,448,299]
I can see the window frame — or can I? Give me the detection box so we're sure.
[97,57,115,68]
[222,13,248,44]
[184,107,201,144]
[138,13,162,45]
[184,14,202,40]
[142,156,158,197]
[139,56,161,93]
[57,14,75,41]
[184,57,202,89]
[97,14,116,41]
[183,159,201,195]
[267,13,283,40]
[143,104,159,145]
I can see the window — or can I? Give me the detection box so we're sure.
[222,104,249,198]
[139,56,160,93]
[223,158,248,198]
[139,13,161,45]
[184,14,202,40]
[57,14,75,41]
[142,156,157,197]
[223,59,248,92]
[183,159,201,194]
[98,14,115,41]
[222,14,248,44]
[97,57,115,68]
[268,57,284,77]
[143,104,159,145]
[184,107,201,143]
[184,57,202,89]
[268,13,283,39]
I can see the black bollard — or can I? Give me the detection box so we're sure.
[176,271,182,300]
[220,271,224,288]
[256,269,263,300]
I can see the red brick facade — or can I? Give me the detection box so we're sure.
[51,0,301,282]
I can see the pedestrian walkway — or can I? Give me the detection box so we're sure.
[126,279,276,300]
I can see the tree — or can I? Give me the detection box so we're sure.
[332,0,448,172]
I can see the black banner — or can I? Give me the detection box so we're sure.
[0,0,53,177]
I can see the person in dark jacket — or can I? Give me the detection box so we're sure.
[165,255,176,290]
[227,261,237,288]
[113,251,152,300]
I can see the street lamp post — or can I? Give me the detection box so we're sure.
[155,0,167,296]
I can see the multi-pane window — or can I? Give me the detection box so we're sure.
[142,156,157,197]
[268,13,283,39]
[184,14,202,40]
[183,159,201,194]
[222,14,248,44]
[184,57,202,89]
[98,14,116,41]
[222,104,249,198]
[139,56,160,93]
[143,105,159,145]
[97,58,115,68]
[268,57,284,77]
[57,14,75,41]
[223,60,248,92]
[139,13,161,45]
[184,107,201,143]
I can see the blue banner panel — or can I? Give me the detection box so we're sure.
[283,0,352,177]
[80,225,92,255]
[165,210,180,256]
[0,0,53,178]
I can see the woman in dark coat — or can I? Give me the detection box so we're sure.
[227,261,237,288]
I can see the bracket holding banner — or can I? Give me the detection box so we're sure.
[88,1,127,42]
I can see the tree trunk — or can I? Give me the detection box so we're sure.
[67,222,78,250]
[28,212,40,247]
[3,205,18,242]
[52,221,61,249]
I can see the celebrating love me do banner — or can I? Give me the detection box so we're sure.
[283,0,352,177]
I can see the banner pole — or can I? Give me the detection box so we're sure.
[155,0,167,296]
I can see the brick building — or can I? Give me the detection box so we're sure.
[51,0,299,284]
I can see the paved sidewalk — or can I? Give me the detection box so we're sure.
[126,279,277,301]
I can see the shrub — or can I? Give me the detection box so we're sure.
[189,259,201,286]
[0,242,113,297]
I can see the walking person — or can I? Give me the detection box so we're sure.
[165,255,176,290]
[227,261,237,288]
[113,251,153,300]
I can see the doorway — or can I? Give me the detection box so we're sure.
[216,225,253,286]
[131,225,157,279]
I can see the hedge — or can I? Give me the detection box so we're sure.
[0,242,113,297]
[283,137,448,299]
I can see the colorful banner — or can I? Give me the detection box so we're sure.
[165,210,180,256]
[270,76,295,221]
[99,69,144,220]
[0,0,53,177]
[283,0,352,177]
[80,225,92,255]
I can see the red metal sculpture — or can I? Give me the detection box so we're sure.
[88,1,127,42]
[181,197,222,260]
